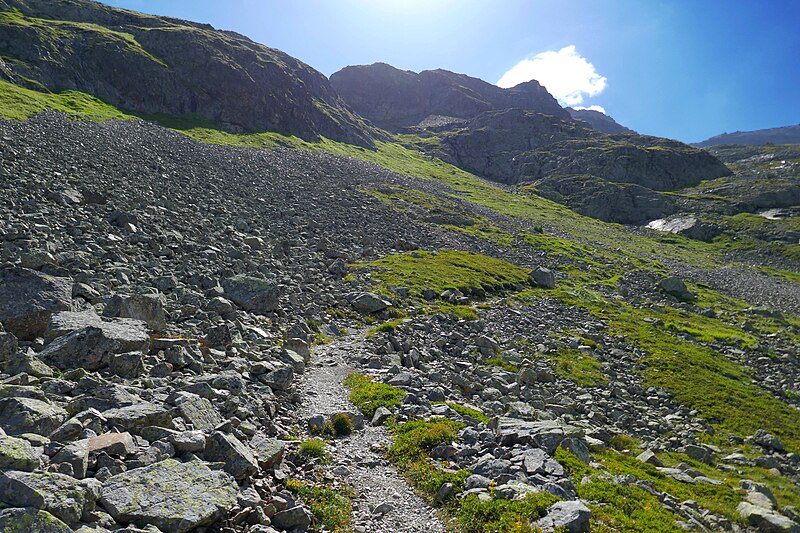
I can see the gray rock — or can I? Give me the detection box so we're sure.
[222,275,279,313]
[5,350,54,378]
[272,505,312,530]
[371,406,393,426]
[169,430,206,453]
[0,435,42,471]
[537,500,592,533]
[351,292,391,314]
[40,315,150,371]
[559,437,590,464]
[0,470,97,525]
[103,293,166,332]
[738,502,800,533]
[100,458,237,533]
[251,435,285,469]
[88,432,137,457]
[52,439,89,478]
[0,507,71,532]
[0,268,72,340]
[102,403,173,433]
[636,450,663,467]
[108,351,145,379]
[753,430,785,452]
[175,395,224,431]
[658,276,695,301]
[259,365,294,392]
[0,330,18,363]
[531,266,556,289]
[679,444,714,465]
[203,431,259,480]
[0,397,68,436]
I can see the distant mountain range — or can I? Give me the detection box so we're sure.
[696,124,800,147]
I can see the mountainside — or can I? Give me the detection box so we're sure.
[0,0,375,145]
[696,124,800,146]
[567,107,635,134]
[0,2,799,533]
[330,62,570,130]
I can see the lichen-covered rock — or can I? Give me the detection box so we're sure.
[0,507,71,533]
[0,397,68,436]
[537,500,592,533]
[0,268,72,340]
[350,292,391,314]
[251,435,285,470]
[0,470,98,526]
[99,458,237,533]
[0,435,42,471]
[174,394,224,431]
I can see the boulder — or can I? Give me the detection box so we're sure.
[0,397,68,436]
[174,394,224,431]
[259,365,294,392]
[0,435,42,471]
[537,500,592,533]
[738,502,800,533]
[0,268,72,340]
[0,507,71,533]
[0,330,17,363]
[203,431,259,480]
[51,440,89,478]
[102,403,173,433]
[251,435,285,470]
[351,292,391,314]
[753,430,785,452]
[0,470,99,526]
[103,293,166,332]
[636,450,664,467]
[272,506,313,531]
[530,266,556,289]
[100,458,237,533]
[658,276,695,301]
[88,432,137,457]
[222,275,279,313]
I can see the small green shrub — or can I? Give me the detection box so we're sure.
[446,402,490,424]
[483,356,520,373]
[298,438,327,459]
[389,418,464,466]
[286,479,353,532]
[609,434,641,452]
[331,413,354,436]
[343,373,406,418]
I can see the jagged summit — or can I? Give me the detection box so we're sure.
[0,0,376,145]
[329,62,569,130]
[567,107,635,135]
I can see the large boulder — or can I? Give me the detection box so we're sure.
[0,470,100,526]
[222,275,279,313]
[40,312,150,371]
[102,402,173,433]
[100,458,238,533]
[537,501,592,532]
[350,292,391,314]
[0,507,71,533]
[0,435,42,471]
[203,431,259,480]
[0,268,72,340]
[0,397,68,436]
[103,293,167,332]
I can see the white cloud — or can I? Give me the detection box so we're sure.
[573,105,607,114]
[497,45,607,106]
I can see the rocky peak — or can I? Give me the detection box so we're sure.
[330,62,569,131]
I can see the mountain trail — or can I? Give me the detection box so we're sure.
[296,329,447,533]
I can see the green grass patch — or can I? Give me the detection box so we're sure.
[0,79,133,121]
[428,302,481,321]
[445,402,490,424]
[285,479,354,532]
[388,418,464,466]
[355,249,530,300]
[343,373,406,418]
[549,347,608,387]
[298,438,327,459]
[453,492,559,533]
[483,356,520,373]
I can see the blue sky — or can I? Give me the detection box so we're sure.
[105,0,800,143]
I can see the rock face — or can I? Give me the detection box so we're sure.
[100,459,238,533]
[330,62,570,130]
[567,107,635,134]
[0,267,72,340]
[0,0,375,146]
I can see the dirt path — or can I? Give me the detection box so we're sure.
[296,329,447,533]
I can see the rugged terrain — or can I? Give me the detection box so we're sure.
[696,125,800,147]
[0,2,799,533]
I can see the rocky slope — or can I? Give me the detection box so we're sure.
[696,125,800,147]
[329,62,570,130]
[0,0,375,145]
[567,107,635,134]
